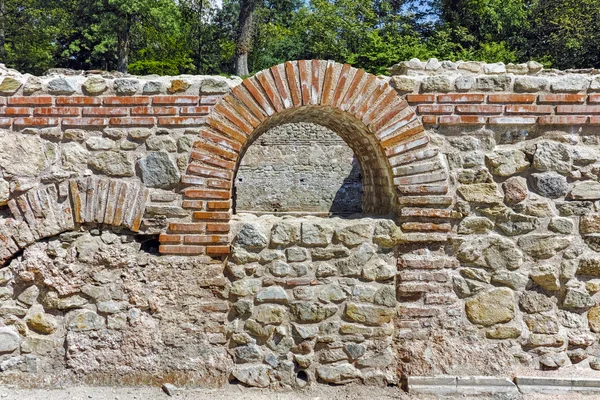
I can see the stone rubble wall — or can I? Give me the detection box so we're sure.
[2,59,600,388]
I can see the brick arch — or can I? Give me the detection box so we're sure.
[160,60,450,257]
[0,178,149,266]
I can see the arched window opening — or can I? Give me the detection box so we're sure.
[235,122,363,216]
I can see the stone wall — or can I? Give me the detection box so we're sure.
[236,122,362,214]
[3,59,600,389]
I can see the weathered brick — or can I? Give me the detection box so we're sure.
[13,117,59,127]
[538,94,586,103]
[159,245,206,255]
[400,208,455,218]
[206,222,230,232]
[188,165,232,180]
[193,141,238,161]
[62,117,108,127]
[438,115,487,125]
[152,95,199,105]
[181,200,205,209]
[589,94,600,104]
[488,116,537,125]
[421,115,437,124]
[193,211,231,221]
[33,107,79,116]
[206,246,230,255]
[255,71,284,113]
[104,96,150,106]
[0,107,31,116]
[505,105,553,114]
[158,116,206,127]
[184,235,229,245]
[416,104,453,114]
[298,59,312,106]
[539,115,588,125]
[488,94,535,103]
[83,107,128,116]
[190,151,236,170]
[110,117,155,126]
[397,184,448,195]
[168,222,206,233]
[199,95,221,105]
[183,188,230,200]
[179,106,211,115]
[207,201,231,210]
[270,65,293,109]
[131,106,177,116]
[437,93,485,103]
[455,105,502,114]
[8,96,53,106]
[285,61,301,107]
[556,105,600,114]
[214,103,253,134]
[401,222,452,232]
[158,234,182,244]
[406,94,435,103]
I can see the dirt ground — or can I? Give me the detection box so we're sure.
[1,384,600,400]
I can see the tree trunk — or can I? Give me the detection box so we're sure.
[117,16,131,73]
[235,0,258,76]
[0,0,6,62]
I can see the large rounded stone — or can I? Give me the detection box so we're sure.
[68,310,105,331]
[0,327,19,353]
[569,181,600,200]
[26,312,58,334]
[502,176,528,204]
[47,77,75,94]
[457,183,503,204]
[0,77,22,94]
[0,134,47,176]
[232,365,271,388]
[344,303,394,326]
[530,172,569,198]
[138,152,180,188]
[335,224,373,247]
[465,288,515,326]
[89,151,134,177]
[114,79,140,95]
[533,141,572,174]
[588,306,600,333]
[487,150,530,177]
[235,224,268,249]
[82,76,107,95]
[517,235,572,259]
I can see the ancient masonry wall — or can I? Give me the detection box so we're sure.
[2,59,600,387]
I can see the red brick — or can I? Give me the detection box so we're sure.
[255,71,284,113]
[231,86,267,121]
[207,179,231,190]
[416,104,454,114]
[223,95,260,128]
[109,117,155,126]
[158,234,182,244]
[200,95,221,105]
[0,107,31,116]
[33,107,79,116]
[179,106,211,115]
[438,115,487,125]
[206,222,230,232]
[181,200,205,209]
[556,105,600,114]
[590,116,600,125]
[8,96,53,106]
[0,118,10,127]
[589,94,600,104]
[158,116,206,127]
[183,188,230,200]
[131,106,177,116]
[406,94,434,103]
[437,93,485,103]
[193,211,231,221]
[159,245,205,255]
[285,61,301,107]
[184,235,229,245]
[488,94,536,103]
[0,98,5,106]
[298,59,312,106]
[13,117,59,127]
[206,117,246,143]
[190,151,236,170]
[401,222,452,232]
[83,107,128,116]
[168,222,206,233]
[400,208,455,218]
[505,105,553,114]
[193,141,238,161]
[214,103,253,135]
[103,96,150,106]
[488,116,537,125]
[152,95,199,105]
[56,96,101,106]
[62,118,108,127]
[207,201,232,210]
[181,175,206,185]
[421,115,437,124]
[206,246,230,256]
[538,94,586,103]
[539,115,588,125]
[188,164,232,180]
[455,105,502,114]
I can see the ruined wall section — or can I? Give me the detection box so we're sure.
[390,59,600,374]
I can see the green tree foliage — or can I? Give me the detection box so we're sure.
[0,0,599,75]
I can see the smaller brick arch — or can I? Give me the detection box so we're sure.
[0,178,149,266]
[160,60,451,256]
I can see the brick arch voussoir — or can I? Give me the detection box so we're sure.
[0,178,149,267]
[174,60,452,257]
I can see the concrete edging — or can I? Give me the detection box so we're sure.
[408,376,600,395]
